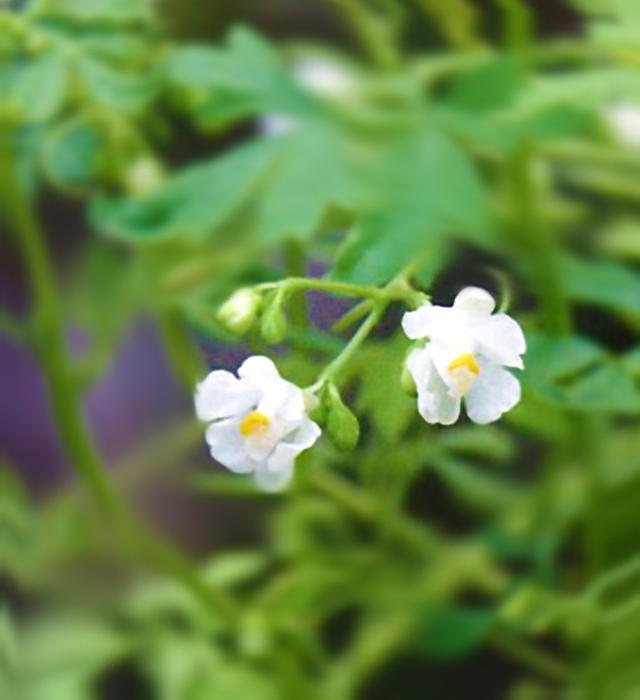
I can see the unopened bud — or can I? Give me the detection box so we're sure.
[260,302,287,344]
[123,157,166,198]
[217,288,262,335]
[326,386,359,451]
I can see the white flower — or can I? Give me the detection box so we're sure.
[402,287,526,425]
[604,105,640,148]
[195,356,321,491]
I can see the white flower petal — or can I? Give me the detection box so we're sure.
[453,287,495,316]
[205,418,255,473]
[238,355,281,386]
[255,444,298,491]
[407,348,461,425]
[401,305,451,339]
[194,371,259,422]
[465,364,521,424]
[472,314,525,369]
[286,417,322,450]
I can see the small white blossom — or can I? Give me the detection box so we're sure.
[195,356,321,491]
[402,287,526,425]
[605,105,640,148]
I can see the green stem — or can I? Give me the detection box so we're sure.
[315,305,385,388]
[283,238,308,330]
[258,278,385,302]
[491,0,533,53]
[0,133,237,624]
[322,0,401,70]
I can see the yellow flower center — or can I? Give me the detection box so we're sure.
[238,411,271,437]
[447,352,480,377]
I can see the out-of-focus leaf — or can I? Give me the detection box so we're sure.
[168,26,309,120]
[443,58,524,115]
[77,57,161,113]
[597,218,640,262]
[41,122,103,190]
[516,67,640,113]
[13,51,68,124]
[254,122,356,242]
[418,606,494,659]
[561,255,640,315]
[355,333,415,443]
[91,138,279,242]
[436,425,515,464]
[524,332,605,383]
[431,456,524,513]
[523,333,640,414]
[516,104,596,140]
[30,0,153,22]
[334,124,492,283]
[563,364,640,414]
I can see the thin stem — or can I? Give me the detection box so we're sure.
[315,305,385,388]
[321,0,401,70]
[283,238,308,330]
[258,278,385,302]
[0,133,237,624]
[491,0,534,53]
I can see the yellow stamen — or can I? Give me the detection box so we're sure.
[447,352,480,377]
[238,411,270,437]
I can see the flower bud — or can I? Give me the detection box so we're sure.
[217,288,262,335]
[260,302,287,344]
[326,387,360,452]
[123,157,166,198]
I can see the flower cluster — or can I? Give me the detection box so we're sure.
[196,287,526,490]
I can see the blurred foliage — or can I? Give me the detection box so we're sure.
[7,0,640,698]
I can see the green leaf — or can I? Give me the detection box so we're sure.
[563,364,640,414]
[30,0,153,22]
[91,138,279,242]
[13,52,68,124]
[443,57,524,115]
[254,123,355,242]
[169,27,308,118]
[41,122,103,190]
[516,67,640,113]
[561,255,640,315]
[523,333,640,414]
[418,606,494,659]
[524,332,605,384]
[334,125,492,283]
[355,333,415,442]
[77,57,161,113]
